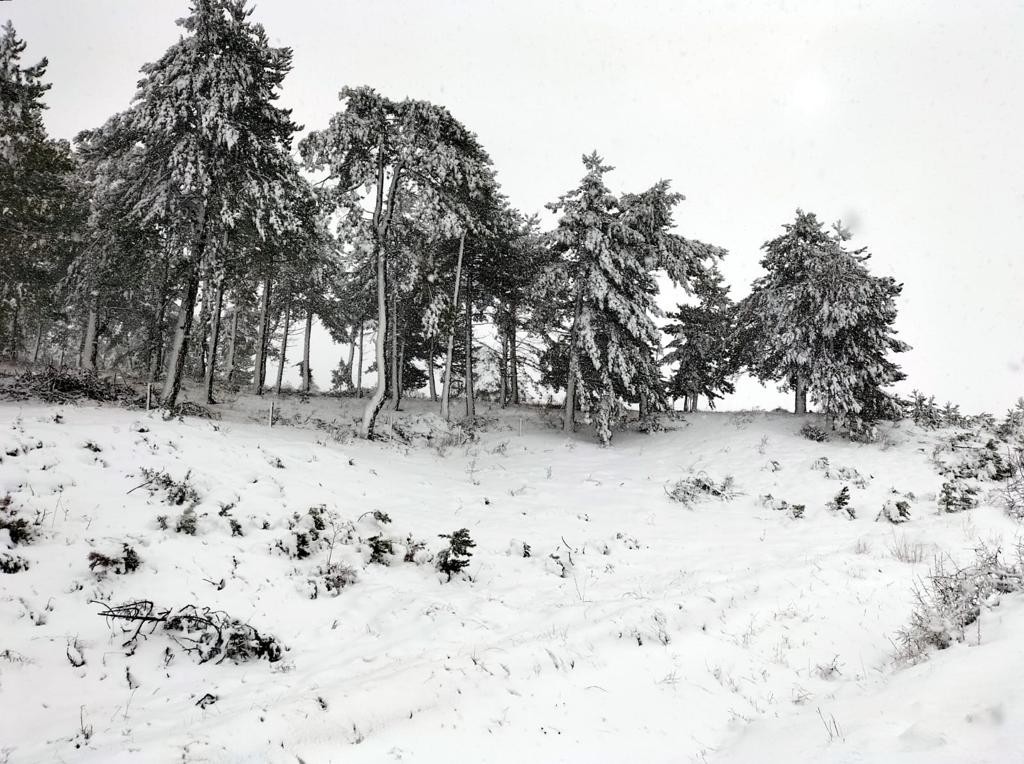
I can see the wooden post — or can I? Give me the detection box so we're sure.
[269,400,274,427]
[146,383,152,411]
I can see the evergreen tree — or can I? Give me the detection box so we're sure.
[738,210,909,432]
[96,0,301,406]
[300,86,495,438]
[0,22,83,360]
[663,265,737,410]
[542,153,721,444]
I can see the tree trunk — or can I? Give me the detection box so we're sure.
[147,259,171,383]
[794,374,807,415]
[358,150,402,439]
[225,306,238,383]
[203,278,224,404]
[7,296,19,360]
[639,390,648,419]
[360,240,390,438]
[440,232,466,421]
[159,265,201,407]
[499,323,509,408]
[32,322,44,364]
[427,337,437,402]
[275,301,291,395]
[464,267,476,419]
[564,283,586,433]
[302,309,313,393]
[509,310,520,405]
[195,278,210,382]
[356,322,364,397]
[80,296,99,370]
[343,325,356,390]
[252,277,272,395]
[161,203,211,408]
[395,337,405,409]
[389,273,401,411]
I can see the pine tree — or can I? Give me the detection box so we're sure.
[0,22,83,360]
[663,265,737,410]
[738,210,910,432]
[542,153,721,444]
[300,86,495,438]
[95,0,301,407]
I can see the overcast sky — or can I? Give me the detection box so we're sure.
[6,0,1023,412]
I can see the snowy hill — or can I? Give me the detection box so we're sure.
[1,395,1022,763]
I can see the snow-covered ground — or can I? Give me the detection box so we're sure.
[1,394,1021,763]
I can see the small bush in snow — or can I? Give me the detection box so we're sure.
[175,507,199,535]
[436,528,476,580]
[877,499,912,524]
[1004,448,1024,519]
[308,563,358,599]
[96,600,283,664]
[0,553,29,573]
[88,543,141,575]
[826,486,855,519]
[139,468,200,508]
[759,493,805,519]
[367,534,394,565]
[403,534,429,563]
[896,545,1023,662]
[0,495,34,546]
[938,479,979,513]
[666,473,739,507]
[800,422,829,442]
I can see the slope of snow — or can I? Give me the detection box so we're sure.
[0,396,1020,762]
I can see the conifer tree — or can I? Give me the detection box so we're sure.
[738,210,909,432]
[663,266,737,410]
[542,153,721,444]
[301,86,494,438]
[97,0,300,407]
[0,22,83,360]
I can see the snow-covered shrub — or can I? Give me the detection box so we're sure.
[758,493,805,519]
[896,545,1023,662]
[0,495,34,546]
[938,479,978,513]
[0,553,29,573]
[96,601,284,664]
[436,528,476,580]
[164,606,283,663]
[308,563,358,599]
[275,505,351,560]
[403,534,430,564]
[800,422,829,442]
[1003,447,1024,519]
[88,543,141,575]
[826,486,855,519]
[665,473,739,507]
[139,468,200,508]
[175,507,198,535]
[367,534,394,565]
[876,499,912,524]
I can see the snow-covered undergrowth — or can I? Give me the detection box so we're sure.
[1,395,1022,763]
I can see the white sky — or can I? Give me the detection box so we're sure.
[7,0,1024,412]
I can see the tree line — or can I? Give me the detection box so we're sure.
[0,1,909,444]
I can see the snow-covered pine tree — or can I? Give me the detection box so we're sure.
[663,265,737,411]
[100,0,301,407]
[300,87,495,438]
[738,210,909,433]
[543,153,721,444]
[0,22,83,360]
